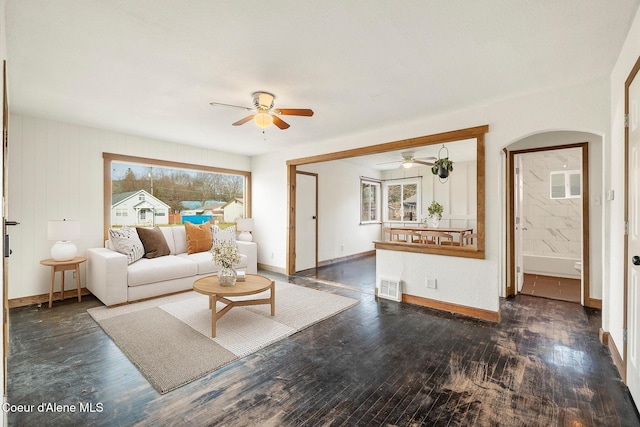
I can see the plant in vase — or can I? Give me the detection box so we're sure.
[211,240,241,286]
[427,201,444,228]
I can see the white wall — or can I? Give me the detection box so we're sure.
[7,114,251,299]
[298,160,381,263]
[252,77,610,314]
[608,6,640,360]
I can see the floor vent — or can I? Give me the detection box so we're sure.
[378,278,402,302]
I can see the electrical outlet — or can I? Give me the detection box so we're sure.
[426,278,437,289]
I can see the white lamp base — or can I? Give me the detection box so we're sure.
[51,241,77,261]
[237,231,253,242]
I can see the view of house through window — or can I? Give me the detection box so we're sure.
[110,161,246,227]
[360,179,381,223]
[384,179,420,222]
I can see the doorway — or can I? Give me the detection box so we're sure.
[508,142,591,305]
[624,55,640,405]
[295,171,318,272]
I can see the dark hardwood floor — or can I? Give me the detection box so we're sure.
[7,254,640,426]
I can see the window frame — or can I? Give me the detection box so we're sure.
[550,170,581,200]
[383,178,421,223]
[103,153,251,238]
[360,178,381,224]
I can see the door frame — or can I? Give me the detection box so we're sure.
[622,55,640,383]
[295,170,318,272]
[506,142,592,306]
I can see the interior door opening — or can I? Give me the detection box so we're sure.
[508,144,589,305]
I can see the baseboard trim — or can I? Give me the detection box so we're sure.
[402,294,500,323]
[9,288,92,308]
[257,263,287,275]
[608,335,626,382]
[317,250,376,268]
[599,328,609,345]
[586,298,602,309]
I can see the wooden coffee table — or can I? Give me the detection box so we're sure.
[193,273,275,338]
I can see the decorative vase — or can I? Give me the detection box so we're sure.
[218,266,237,286]
[427,215,440,228]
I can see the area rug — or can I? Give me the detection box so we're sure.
[87,281,358,394]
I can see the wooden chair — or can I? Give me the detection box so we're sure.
[417,230,453,245]
[462,233,478,246]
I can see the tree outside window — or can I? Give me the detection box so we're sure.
[360,179,380,223]
[384,180,419,222]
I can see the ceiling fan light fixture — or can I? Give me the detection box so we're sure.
[254,112,273,128]
[402,160,414,168]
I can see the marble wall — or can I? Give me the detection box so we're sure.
[520,148,582,257]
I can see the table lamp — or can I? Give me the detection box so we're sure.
[236,218,254,242]
[48,219,81,261]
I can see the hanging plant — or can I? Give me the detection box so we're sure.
[431,158,454,178]
[431,145,454,179]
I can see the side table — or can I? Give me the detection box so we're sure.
[39,256,87,308]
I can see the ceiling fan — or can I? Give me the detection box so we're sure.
[377,151,436,169]
[209,91,313,130]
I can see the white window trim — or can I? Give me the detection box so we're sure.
[383,178,421,223]
[360,178,381,224]
[550,170,581,200]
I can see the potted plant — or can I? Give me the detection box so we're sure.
[427,200,443,228]
[431,158,454,179]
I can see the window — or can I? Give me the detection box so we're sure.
[360,179,381,223]
[550,170,581,199]
[103,153,251,231]
[384,179,420,222]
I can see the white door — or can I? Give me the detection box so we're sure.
[295,172,317,271]
[627,69,640,403]
[514,154,525,292]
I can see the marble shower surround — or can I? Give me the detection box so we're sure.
[521,148,582,257]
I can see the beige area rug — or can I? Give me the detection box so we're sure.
[87,281,358,394]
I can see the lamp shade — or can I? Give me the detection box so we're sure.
[254,112,273,128]
[236,218,254,242]
[47,220,81,241]
[236,218,254,232]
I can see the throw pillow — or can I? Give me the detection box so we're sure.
[212,224,236,247]
[185,221,213,255]
[108,226,145,264]
[136,226,171,259]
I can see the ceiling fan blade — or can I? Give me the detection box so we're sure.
[416,156,437,161]
[272,115,290,129]
[232,115,255,126]
[210,101,254,111]
[414,160,434,166]
[273,108,314,117]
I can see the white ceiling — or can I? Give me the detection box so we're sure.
[6,0,640,163]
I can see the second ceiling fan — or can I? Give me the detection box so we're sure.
[210,91,313,130]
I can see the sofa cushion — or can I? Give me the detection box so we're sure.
[172,226,187,254]
[127,255,197,287]
[185,222,213,254]
[177,252,248,275]
[136,226,171,259]
[108,227,144,264]
[159,227,176,254]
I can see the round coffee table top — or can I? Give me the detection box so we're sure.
[193,273,273,297]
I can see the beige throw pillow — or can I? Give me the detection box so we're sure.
[108,226,145,264]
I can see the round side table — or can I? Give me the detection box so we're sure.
[39,256,87,308]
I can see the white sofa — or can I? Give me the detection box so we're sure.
[86,225,257,306]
